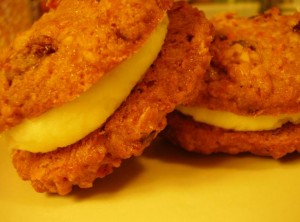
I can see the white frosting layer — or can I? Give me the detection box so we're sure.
[177,106,300,131]
[1,17,169,152]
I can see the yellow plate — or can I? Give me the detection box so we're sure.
[1,138,300,222]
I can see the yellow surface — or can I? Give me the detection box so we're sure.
[0,17,168,153]
[1,138,300,222]
[177,106,300,131]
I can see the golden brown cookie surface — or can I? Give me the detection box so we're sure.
[0,0,172,132]
[12,2,214,195]
[165,9,300,159]
[191,8,300,116]
[165,111,300,159]
[0,0,33,49]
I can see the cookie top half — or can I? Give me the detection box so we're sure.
[190,8,300,116]
[0,0,172,132]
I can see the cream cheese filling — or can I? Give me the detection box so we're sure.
[176,106,300,131]
[0,16,169,153]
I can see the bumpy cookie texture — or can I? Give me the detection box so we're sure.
[12,2,214,195]
[165,111,300,159]
[191,8,300,116]
[0,0,172,132]
[0,0,33,49]
[165,9,300,159]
